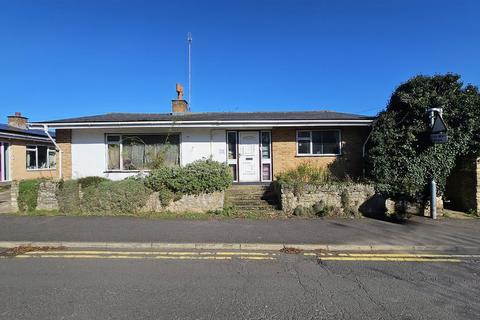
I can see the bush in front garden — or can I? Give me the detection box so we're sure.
[145,159,232,199]
[276,162,334,195]
[80,179,153,214]
[18,179,43,212]
[77,176,109,188]
[56,180,81,213]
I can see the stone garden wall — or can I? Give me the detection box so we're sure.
[11,180,224,213]
[278,183,384,216]
[36,181,59,211]
[141,191,224,213]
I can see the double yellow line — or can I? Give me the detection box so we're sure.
[14,250,277,261]
[304,252,480,262]
[6,249,478,263]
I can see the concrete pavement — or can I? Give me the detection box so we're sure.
[0,215,479,249]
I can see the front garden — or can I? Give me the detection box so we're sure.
[12,159,235,218]
[275,162,382,218]
[10,159,382,220]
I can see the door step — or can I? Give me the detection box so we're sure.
[225,184,280,212]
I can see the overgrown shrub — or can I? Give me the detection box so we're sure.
[276,162,333,194]
[145,159,232,196]
[293,201,337,217]
[81,179,153,214]
[144,166,177,192]
[367,74,480,200]
[157,187,175,206]
[18,179,42,212]
[340,189,361,217]
[56,180,81,213]
[77,176,109,188]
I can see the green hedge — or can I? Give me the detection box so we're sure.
[18,179,42,212]
[80,179,153,214]
[56,180,81,214]
[145,159,232,204]
[77,176,109,188]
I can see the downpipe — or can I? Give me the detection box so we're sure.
[42,124,63,180]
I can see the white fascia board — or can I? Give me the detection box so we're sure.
[30,119,374,130]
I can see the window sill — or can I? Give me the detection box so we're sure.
[295,154,341,157]
[27,168,56,171]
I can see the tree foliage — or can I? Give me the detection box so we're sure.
[368,74,480,199]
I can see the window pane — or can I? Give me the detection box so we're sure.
[297,140,310,154]
[298,131,310,139]
[48,150,56,168]
[26,149,36,169]
[322,131,339,143]
[107,135,120,143]
[262,164,271,181]
[227,132,237,160]
[229,164,237,181]
[312,131,323,154]
[108,144,120,170]
[37,146,48,169]
[122,134,180,170]
[322,131,340,154]
[261,132,270,159]
[122,139,144,170]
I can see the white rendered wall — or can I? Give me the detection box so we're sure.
[71,128,227,180]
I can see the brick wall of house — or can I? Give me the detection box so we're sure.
[56,129,72,180]
[445,156,480,212]
[271,126,371,179]
[8,139,58,180]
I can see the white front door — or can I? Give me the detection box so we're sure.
[238,131,260,182]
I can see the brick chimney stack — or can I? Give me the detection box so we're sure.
[8,112,28,129]
[172,83,188,113]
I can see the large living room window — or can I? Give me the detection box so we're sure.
[296,130,341,156]
[26,145,56,170]
[106,134,180,171]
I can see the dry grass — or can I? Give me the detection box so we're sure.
[0,245,66,257]
[280,246,304,254]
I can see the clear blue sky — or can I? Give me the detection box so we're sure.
[1,0,478,122]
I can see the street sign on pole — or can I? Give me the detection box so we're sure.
[430,132,448,144]
[426,107,447,220]
[431,114,448,134]
[429,112,448,145]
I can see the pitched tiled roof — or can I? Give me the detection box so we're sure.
[0,124,55,138]
[36,111,374,123]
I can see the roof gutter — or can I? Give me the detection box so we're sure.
[42,124,62,180]
[29,119,374,130]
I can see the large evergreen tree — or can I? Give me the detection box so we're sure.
[368,74,480,199]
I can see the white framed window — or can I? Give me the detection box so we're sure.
[105,133,180,171]
[226,131,238,181]
[260,131,272,181]
[296,130,341,156]
[26,145,56,170]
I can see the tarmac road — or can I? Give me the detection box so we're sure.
[1,248,479,320]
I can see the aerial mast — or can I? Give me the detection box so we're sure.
[187,32,192,111]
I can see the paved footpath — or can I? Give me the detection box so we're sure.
[0,215,479,250]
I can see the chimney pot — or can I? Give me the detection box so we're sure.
[172,83,189,113]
